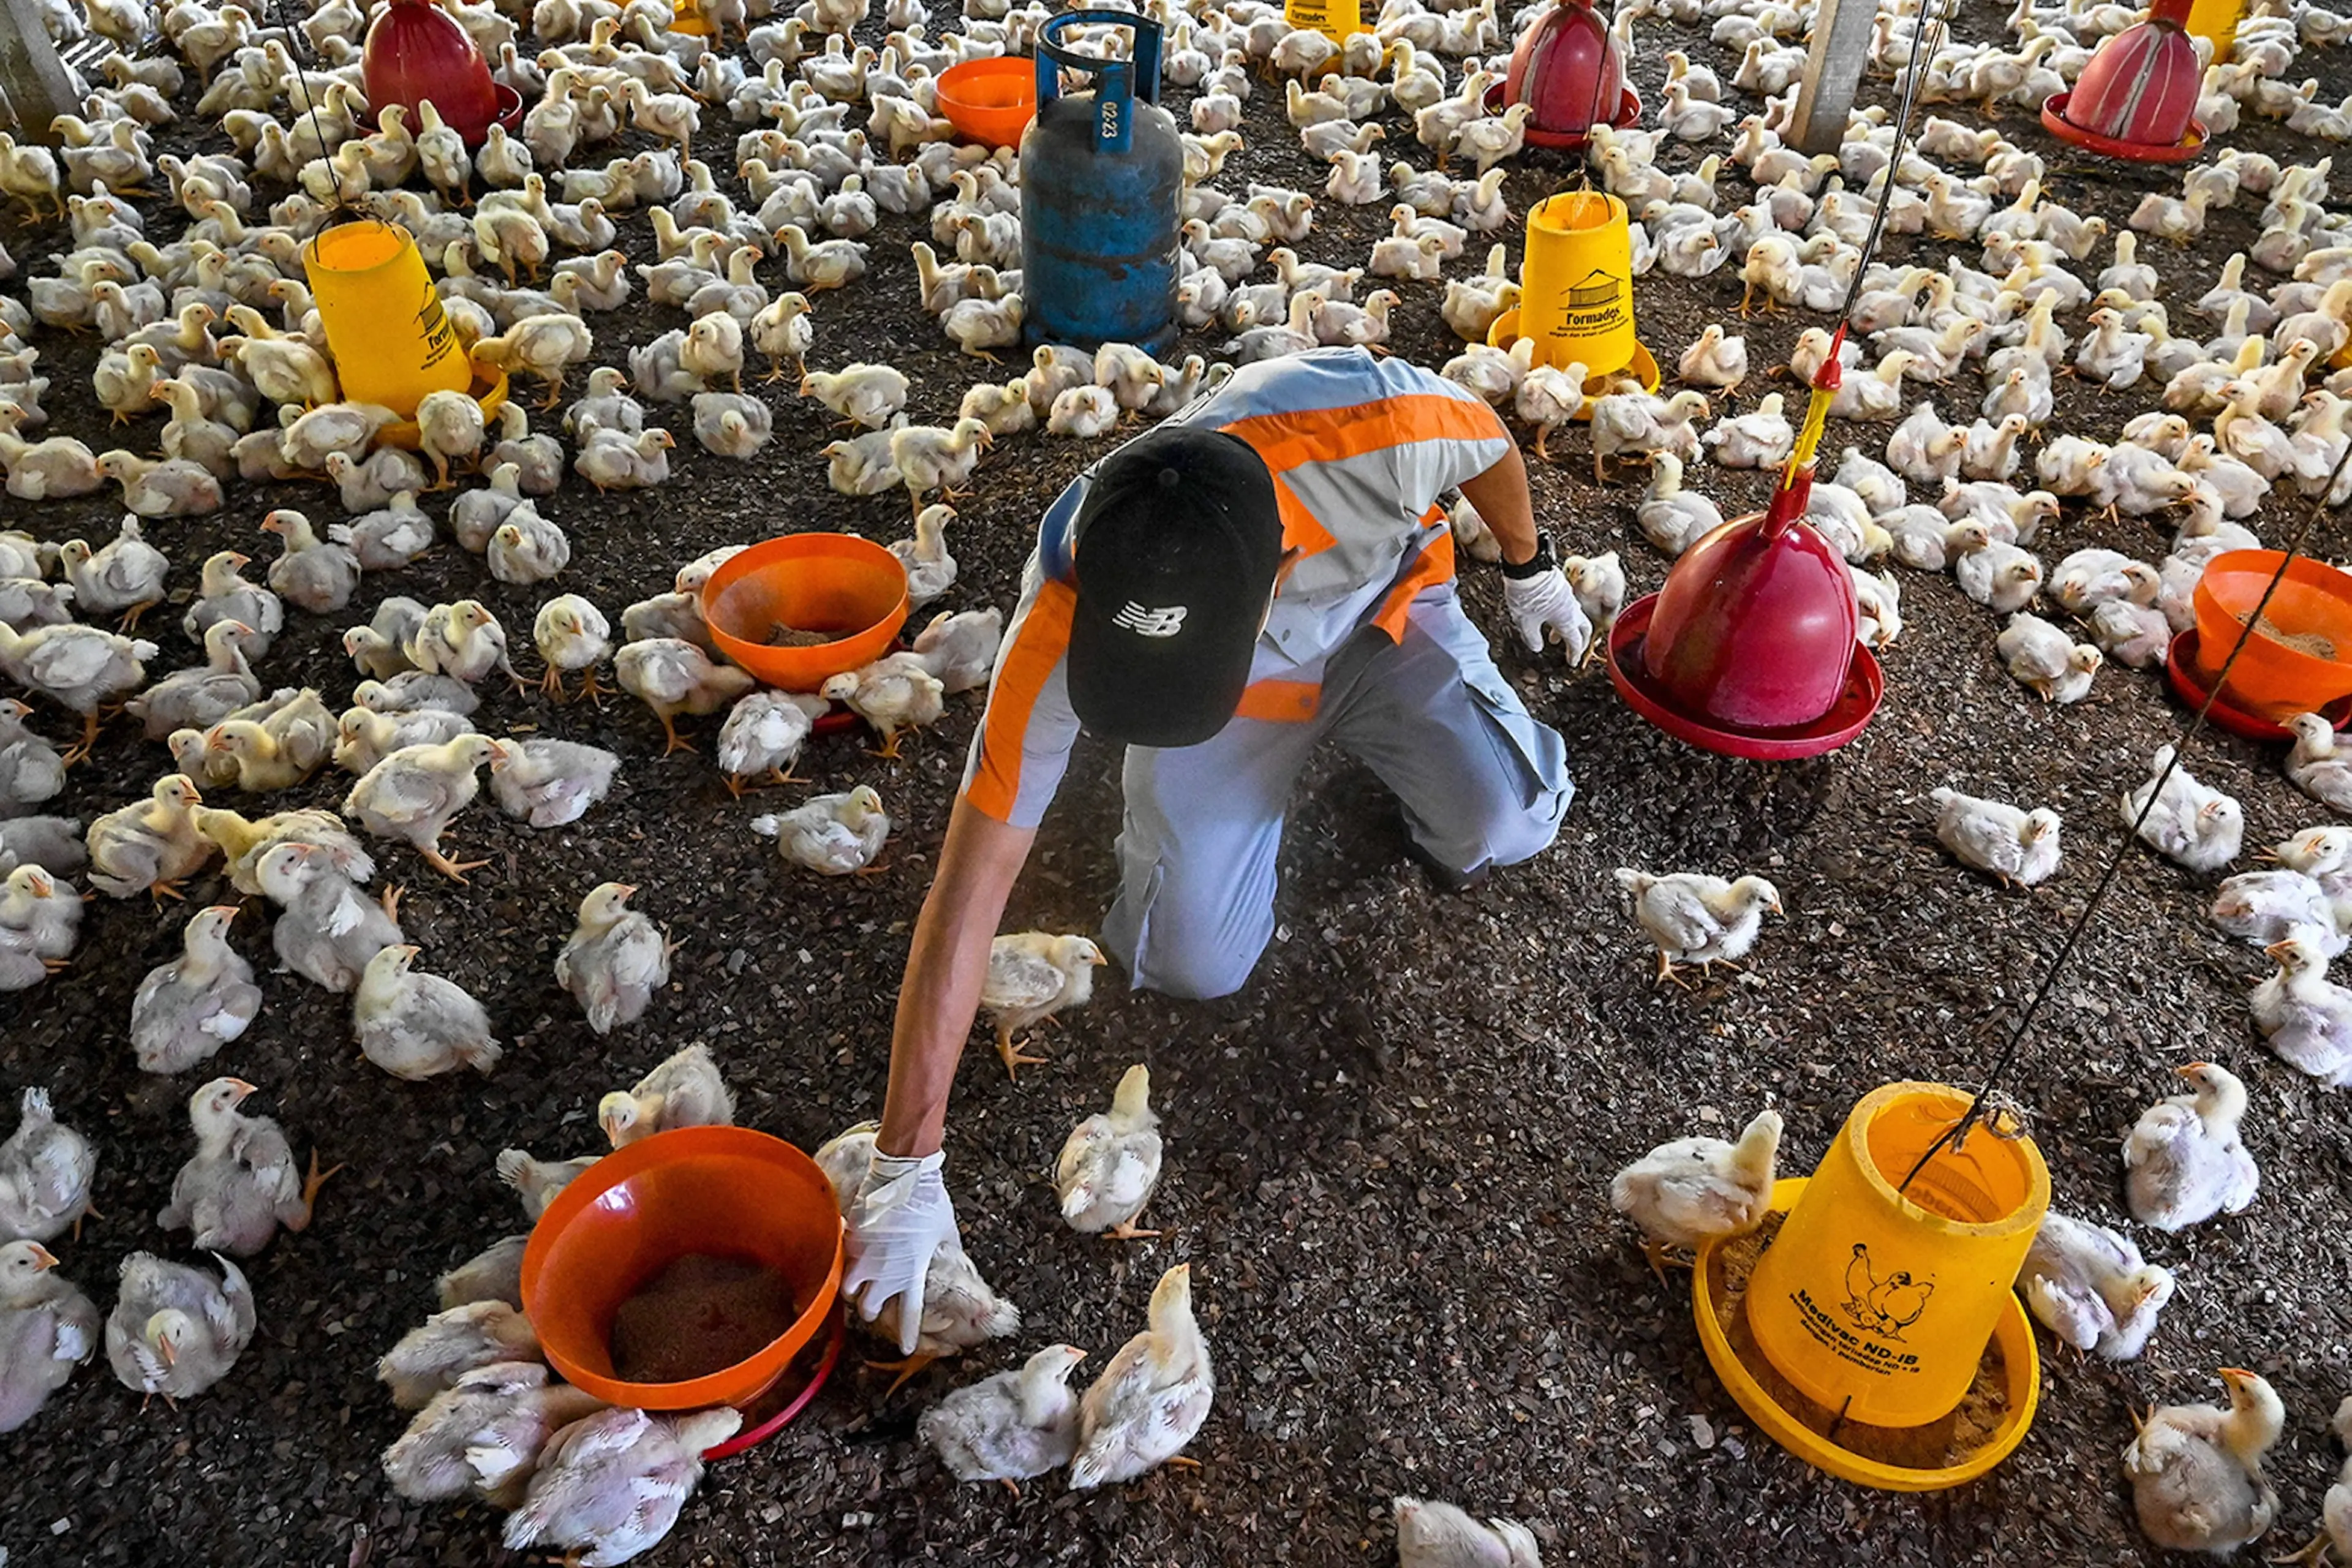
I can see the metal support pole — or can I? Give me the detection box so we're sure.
[0,0,77,143]
[1788,0,1880,154]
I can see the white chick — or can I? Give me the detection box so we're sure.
[916,1343,1088,1496]
[1953,537,2044,613]
[157,1077,334,1256]
[717,691,829,794]
[342,734,508,883]
[1069,1264,1213,1489]
[1996,611,2101,704]
[1562,551,1627,647]
[2285,713,2352,814]
[1701,392,1793,469]
[2125,1061,2260,1232]
[751,785,890,876]
[864,1235,1022,1392]
[2252,932,2352,1087]
[910,607,1003,695]
[598,1043,734,1148]
[1636,452,1722,556]
[1611,869,1782,986]
[1057,1063,1162,1239]
[888,502,957,607]
[2017,1210,2174,1361]
[1676,324,1747,390]
[2122,1370,2282,1556]
[2121,745,2244,873]
[532,594,611,703]
[556,882,671,1036]
[1395,1496,1545,1568]
[0,1239,99,1434]
[436,1234,529,1312]
[105,1250,254,1402]
[2276,1398,2352,1568]
[1929,788,2062,888]
[382,1360,606,1507]
[0,1087,95,1243]
[377,1300,540,1409]
[502,1407,742,1568]
[130,905,260,1074]
[981,931,1106,1079]
[612,638,756,755]
[489,739,619,828]
[2211,870,2338,951]
[355,944,500,1080]
[1608,1108,1782,1279]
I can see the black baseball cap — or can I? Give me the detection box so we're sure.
[1066,426,1286,749]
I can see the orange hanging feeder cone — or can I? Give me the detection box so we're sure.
[302,219,472,418]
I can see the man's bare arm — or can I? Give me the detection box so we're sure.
[875,797,1039,1158]
[1458,442,1540,567]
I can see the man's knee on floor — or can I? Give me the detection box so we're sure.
[1487,772,1572,867]
[1133,936,1260,1001]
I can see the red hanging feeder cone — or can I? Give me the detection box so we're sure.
[1607,344,1883,759]
[1497,0,1640,151]
[364,0,509,145]
[2041,0,2208,163]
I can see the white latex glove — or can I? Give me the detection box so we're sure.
[840,1148,959,1354]
[1502,567,1594,663]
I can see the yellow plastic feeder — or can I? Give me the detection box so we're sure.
[303,219,472,419]
[1695,1083,2047,1491]
[1490,190,1660,418]
[1283,0,1360,45]
[669,0,714,35]
[2185,0,2244,58]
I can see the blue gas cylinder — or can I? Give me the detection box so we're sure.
[1020,12,1182,354]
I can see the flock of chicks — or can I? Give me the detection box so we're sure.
[0,0,2343,1542]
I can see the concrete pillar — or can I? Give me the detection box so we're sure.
[1787,0,1881,154]
[0,0,78,142]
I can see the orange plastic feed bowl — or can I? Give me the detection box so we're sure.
[701,533,910,692]
[2190,551,2352,724]
[937,57,1037,148]
[521,1126,843,1411]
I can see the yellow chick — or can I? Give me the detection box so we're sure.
[598,1042,734,1147]
[86,773,214,899]
[1056,1064,1163,1238]
[981,932,1106,1079]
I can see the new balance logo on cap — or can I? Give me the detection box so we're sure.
[1112,602,1188,638]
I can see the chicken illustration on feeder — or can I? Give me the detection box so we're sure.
[1606,333,1885,760]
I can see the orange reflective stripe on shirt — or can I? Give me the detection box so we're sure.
[1232,679,1321,723]
[965,578,1076,821]
[1373,522,1457,643]
[1220,393,1508,477]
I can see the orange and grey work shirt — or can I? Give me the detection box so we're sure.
[960,346,1514,829]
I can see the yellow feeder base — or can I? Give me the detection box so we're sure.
[1485,305,1659,421]
[1693,1177,2041,1493]
[373,358,511,451]
[670,0,714,34]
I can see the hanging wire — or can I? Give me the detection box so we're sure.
[1899,439,2352,1193]
[265,0,365,227]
